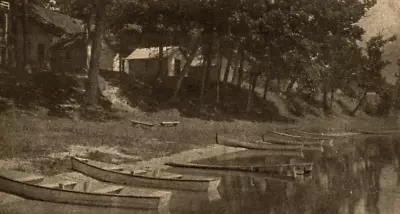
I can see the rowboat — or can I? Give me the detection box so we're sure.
[216,134,323,152]
[349,129,400,135]
[287,129,360,138]
[260,134,330,147]
[165,161,313,177]
[214,150,305,162]
[71,157,220,191]
[0,170,171,210]
[265,129,335,141]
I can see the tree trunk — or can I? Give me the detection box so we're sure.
[84,18,93,72]
[236,46,245,89]
[216,49,223,104]
[246,72,258,113]
[330,88,335,109]
[22,0,28,71]
[322,83,330,113]
[263,76,269,100]
[200,41,212,108]
[276,71,281,92]
[231,47,240,84]
[171,35,201,100]
[351,89,368,116]
[157,44,163,80]
[223,49,233,83]
[86,0,106,107]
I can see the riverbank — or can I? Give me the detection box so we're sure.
[0,106,397,175]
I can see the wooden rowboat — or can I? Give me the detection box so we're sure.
[265,129,334,141]
[348,129,400,135]
[288,129,359,138]
[261,135,333,147]
[71,157,220,191]
[216,134,324,152]
[0,170,171,210]
[165,162,313,177]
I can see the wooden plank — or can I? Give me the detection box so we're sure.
[40,181,77,189]
[130,120,154,127]
[91,185,124,194]
[103,165,125,171]
[15,175,44,184]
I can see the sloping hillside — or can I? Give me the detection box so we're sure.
[358,0,400,84]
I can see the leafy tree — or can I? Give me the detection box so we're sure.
[351,34,396,116]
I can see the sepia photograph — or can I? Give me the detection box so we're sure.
[0,0,400,213]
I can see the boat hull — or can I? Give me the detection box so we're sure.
[71,157,220,191]
[165,162,313,177]
[216,134,303,151]
[0,174,171,210]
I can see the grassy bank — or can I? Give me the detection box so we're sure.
[1,103,397,176]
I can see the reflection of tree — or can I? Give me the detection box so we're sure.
[359,137,386,214]
[390,136,400,186]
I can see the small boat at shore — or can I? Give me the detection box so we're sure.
[265,129,335,141]
[261,135,332,147]
[216,134,324,152]
[71,157,220,192]
[165,162,313,177]
[287,129,360,138]
[348,129,400,136]
[0,170,171,210]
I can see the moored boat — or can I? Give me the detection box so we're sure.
[265,129,335,141]
[0,170,171,210]
[216,134,324,152]
[349,129,400,135]
[288,129,360,138]
[261,134,329,147]
[71,157,220,192]
[216,134,303,150]
[165,161,313,177]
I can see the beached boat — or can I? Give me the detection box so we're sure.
[216,134,324,152]
[349,129,400,135]
[265,129,335,141]
[71,157,220,191]
[288,129,360,138]
[260,135,330,147]
[0,170,171,210]
[165,161,313,177]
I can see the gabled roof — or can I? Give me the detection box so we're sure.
[125,46,180,60]
[30,4,84,35]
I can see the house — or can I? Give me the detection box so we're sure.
[49,33,128,73]
[125,46,188,79]
[125,46,235,81]
[14,4,85,70]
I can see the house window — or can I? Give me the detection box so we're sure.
[174,59,181,76]
[37,43,45,62]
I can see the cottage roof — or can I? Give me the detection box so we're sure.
[30,4,84,35]
[125,46,179,60]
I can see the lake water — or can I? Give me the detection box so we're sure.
[1,135,400,214]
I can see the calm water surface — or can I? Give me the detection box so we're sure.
[1,136,400,214]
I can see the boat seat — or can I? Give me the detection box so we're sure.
[92,185,124,194]
[103,165,125,171]
[41,181,77,189]
[15,175,44,184]
[159,173,183,179]
[129,169,147,175]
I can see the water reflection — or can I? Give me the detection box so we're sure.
[3,136,400,213]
